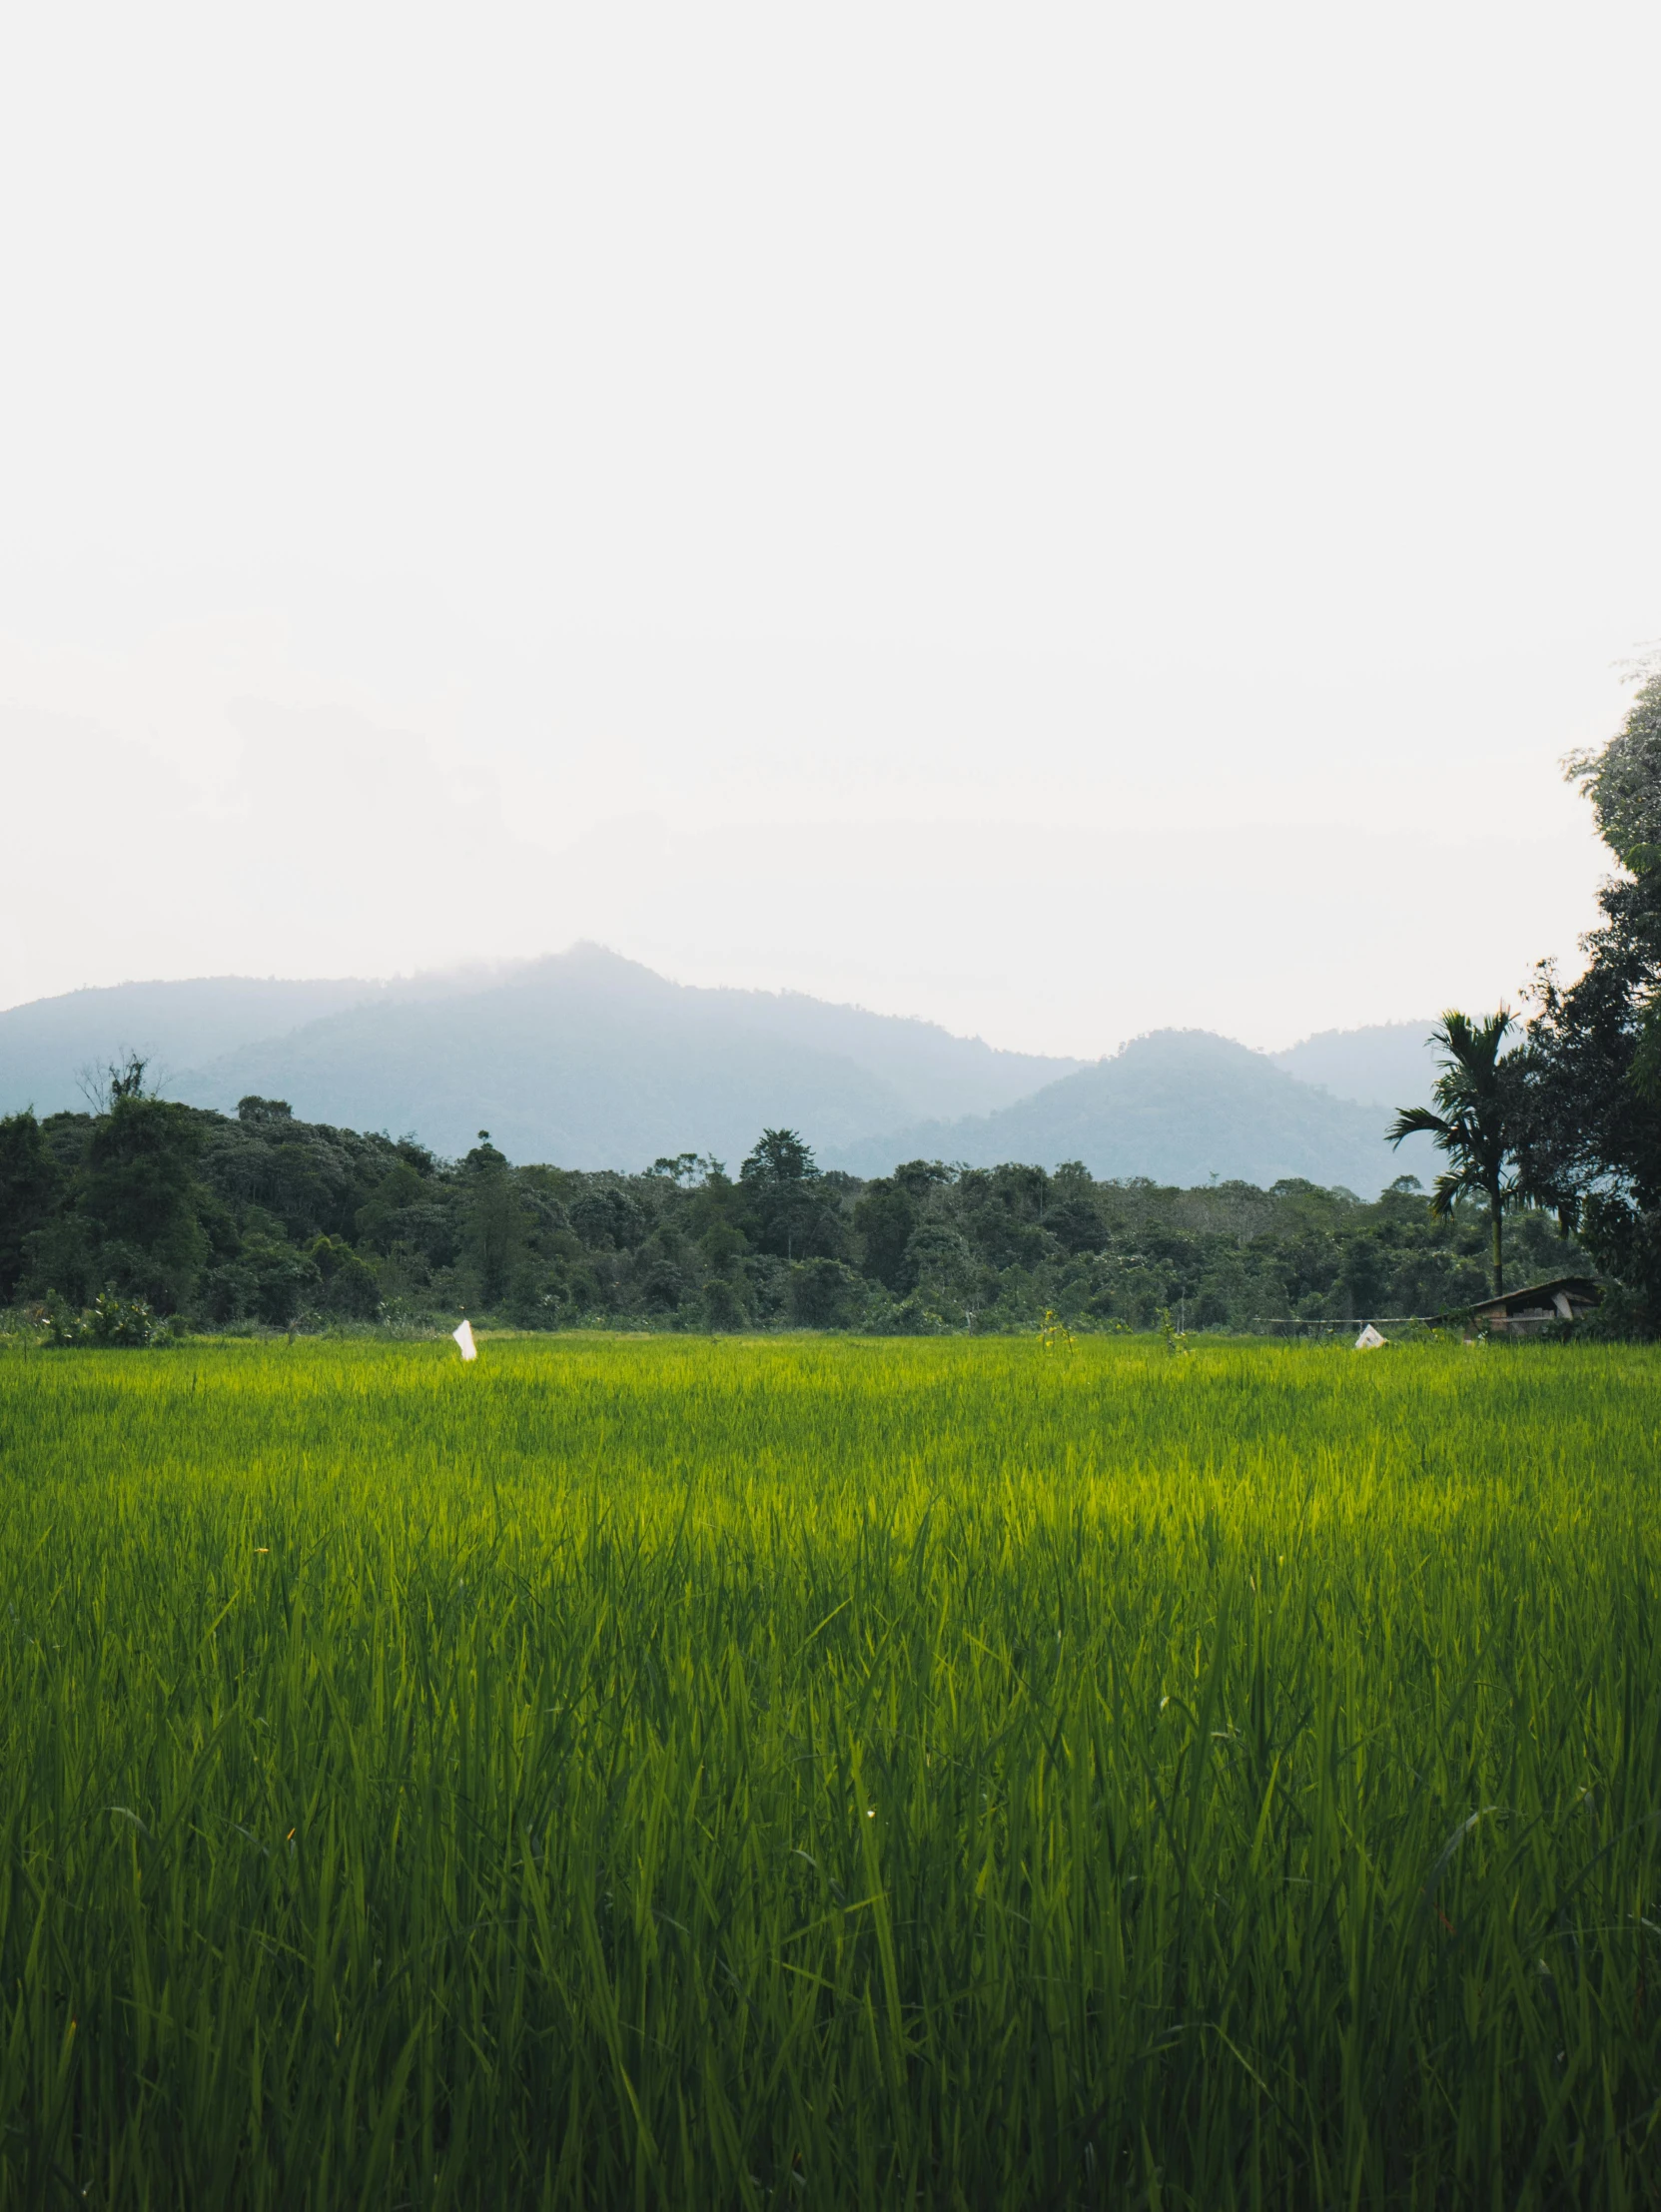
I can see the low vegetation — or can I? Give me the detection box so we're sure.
[0,1332,1656,2206]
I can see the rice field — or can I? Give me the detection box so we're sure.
[0,1331,1657,2209]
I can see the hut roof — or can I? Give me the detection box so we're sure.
[1466,1275,1601,1321]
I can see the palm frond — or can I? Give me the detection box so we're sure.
[1387,1106,1451,1146]
[1428,1007,1515,1110]
[1427,1164,1476,1219]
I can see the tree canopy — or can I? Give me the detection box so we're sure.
[0,1091,1581,1338]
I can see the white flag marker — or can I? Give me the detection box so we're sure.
[1354,1324,1386,1350]
[452,1318,478,1361]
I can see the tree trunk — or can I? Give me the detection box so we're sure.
[1490,1190,1504,1297]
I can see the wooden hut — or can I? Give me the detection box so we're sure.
[1463,1275,1601,1336]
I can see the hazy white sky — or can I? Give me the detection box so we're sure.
[3,1,1657,1055]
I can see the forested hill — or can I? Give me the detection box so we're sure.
[0,949,1078,1162]
[0,975,389,1106]
[826,1031,1438,1194]
[1266,1021,1443,1110]
[0,948,1438,1195]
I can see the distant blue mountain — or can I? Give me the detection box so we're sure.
[1268,1019,1440,1111]
[0,948,1079,1167]
[824,1028,1438,1196]
[0,974,386,1114]
[0,954,1438,1190]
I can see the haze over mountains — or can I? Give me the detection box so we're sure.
[0,948,1441,1194]
[824,1028,1439,1191]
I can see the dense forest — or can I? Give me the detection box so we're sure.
[0,1082,1581,1339]
[3,661,1656,1341]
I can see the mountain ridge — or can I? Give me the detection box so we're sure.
[0,948,1080,1161]
[825,1028,1437,1194]
[1268,1020,1441,1110]
[0,951,1439,1192]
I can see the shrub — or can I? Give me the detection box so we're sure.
[43,1288,166,1347]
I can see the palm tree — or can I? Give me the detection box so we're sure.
[1388,1009,1524,1297]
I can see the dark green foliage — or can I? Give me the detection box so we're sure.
[701,1274,748,1330]
[1388,1010,1528,1295]
[212,1095,421,1246]
[569,1183,646,1252]
[0,1110,59,1301]
[0,1096,1590,1335]
[740,1127,845,1260]
[310,1236,382,1320]
[18,1206,105,1310]
[1566,667,1661,867]
[206,1226,322,1327]
[790,1255,868,1328]
[1521,930,1661,1328]
[77,1092,209,1311]
[852,1176,917,1290]
[457,1132,522,1306]
[1511,668,1661,1330]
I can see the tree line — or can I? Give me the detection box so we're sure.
[0,1080,1584,1338]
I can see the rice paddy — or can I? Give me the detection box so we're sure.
[0,1331,1657,2208]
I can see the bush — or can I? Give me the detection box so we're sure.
[43,1288,167,1348]
[1575,1282,1654,1340]
[881,1293,943,1336]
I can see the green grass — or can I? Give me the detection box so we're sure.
[0,1332,1658,2208]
